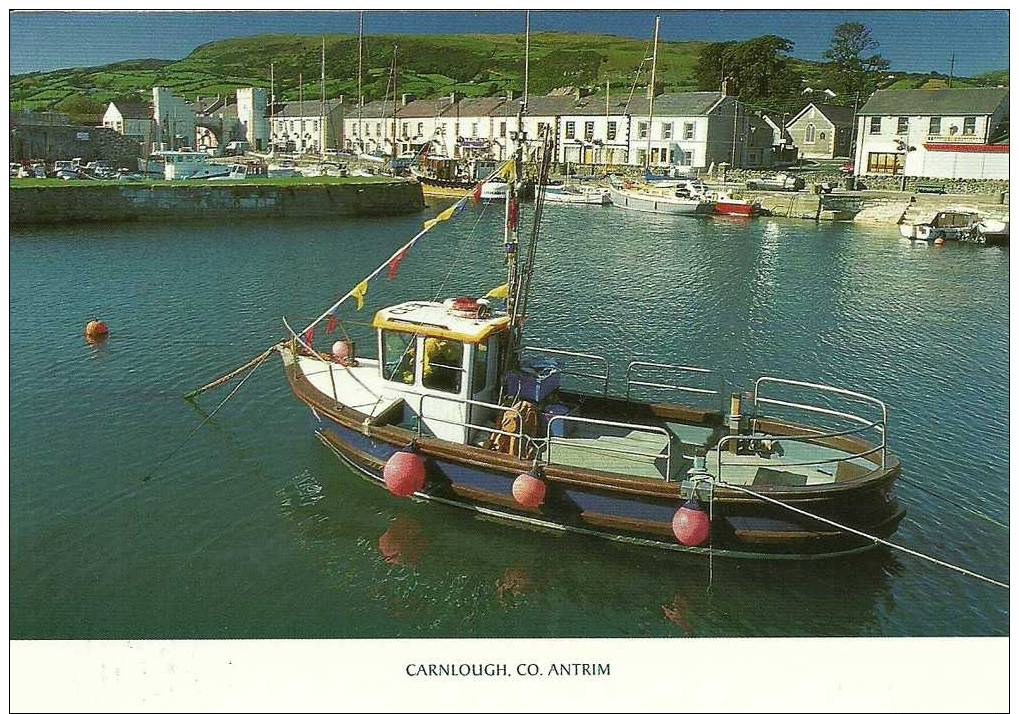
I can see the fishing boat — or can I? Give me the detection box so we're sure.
[898,210,980,242]
[273,135,905,560]
[712,191,760,217]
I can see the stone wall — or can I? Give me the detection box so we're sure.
[10,180,425,225]
[10,124,141,168]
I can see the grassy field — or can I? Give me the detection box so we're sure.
[9,176,403,189]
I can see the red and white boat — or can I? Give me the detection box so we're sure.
[711,191,760,217]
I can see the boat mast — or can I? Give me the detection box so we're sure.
[390,44,398,160]
[357,10,364,153]
[320,37,326,160]
[645,15,660,168]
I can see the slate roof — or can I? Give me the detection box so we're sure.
[491,95,579,117]
[110,101,151,120]
[397,96,455,118]
[857,88,1009,116]
[440,97,508,118]
[274,99,345,118]
[351,99,397,119]
[624,92,726,117]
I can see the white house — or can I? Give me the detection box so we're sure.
[625,92,745,170]
[152,87,196,151]
[437,96,510,159]
[556,95,632,166]
[853,87,1009,179]
[395,95,455,155]
[343,99,397,155]
[270,99,344,154]
[102,101,154,150]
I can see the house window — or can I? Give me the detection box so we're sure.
[929,117,941,135]
[804,123,816,143]
[313,120,319,132]
[636,149,647,165]
[866,152,904,175]
[682,150,693,165]
[897,117,909,134]
[662,122,673,140]
[869,117,882,135]
[376,122,381,136]
[500,122,507,138]
[422,337,463,394]
[417,122,424,136]
[683,122,695,140]
[963,117,976,135]
[607,121,617,141]
[471,122,478,137]
[638,121,649,139]
[565,121,576,139]
[382,331,416,384]
[401,122,409,138]
[584,121,594,141]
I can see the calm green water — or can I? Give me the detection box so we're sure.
[10,202,1009,638]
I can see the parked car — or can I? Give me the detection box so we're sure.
[745,173,806,192]
[839,162,855,174]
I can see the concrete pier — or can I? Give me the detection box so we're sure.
[9,178,425,225]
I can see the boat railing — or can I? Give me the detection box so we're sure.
[521,346,609,396]
[712,377,888,483]
[624,361,725,409]
[416,392,534,459]
[543,414,673,480]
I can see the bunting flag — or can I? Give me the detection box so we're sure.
[484,283,509,300]
[499,160,517,183]
[325,314,337,334]
[301,325,315,346]
[471,182,484,204]
[350,280,369,311]
[422,199,467,231]
[508,198,519,232]
[387,246,410,280]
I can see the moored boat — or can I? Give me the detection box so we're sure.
[540,184,611,205]
[608,181,714,216]
[276,136,905,560]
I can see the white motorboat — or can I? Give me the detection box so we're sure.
[540,184,611,205]
[898,211,980,242]
[608,181,714,216]
[975,219,1009,246]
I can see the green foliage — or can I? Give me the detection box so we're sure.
[694,35,803,104]
[821,23,890,98]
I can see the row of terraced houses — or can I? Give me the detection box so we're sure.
[98,85,1008,179]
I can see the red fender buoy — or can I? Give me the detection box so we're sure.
[512,472,546,508]
[84,320,109,340]
[672,498,711,546]
[383,450,426,497]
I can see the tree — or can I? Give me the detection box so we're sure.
[695,36,802,105]
[823,23,891,99]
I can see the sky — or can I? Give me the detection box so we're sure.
[9,10,1009,78]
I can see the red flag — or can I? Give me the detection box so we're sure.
[508,198,519,231]
[471,182,483,204]
[302,326,315,347]
[325,315,337,334]
[387,246,409,280]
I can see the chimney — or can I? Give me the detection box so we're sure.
[401,93,416,106]
[505,89,520,101]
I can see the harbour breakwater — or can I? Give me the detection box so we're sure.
[9,179,425,225]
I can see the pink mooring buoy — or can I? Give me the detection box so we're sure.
[512,472,546,508]
[671,498,711,546]
[383,450,426,497]
[332,340,352,364]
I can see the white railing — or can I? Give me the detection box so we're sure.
[417,392,534,459]
[544,413,674,480]
[624,360,725,409]
[713,376,888,484]
[521,346,609,396]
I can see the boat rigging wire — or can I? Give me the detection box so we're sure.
[721,480,1009,590]
[896,474,1008,531]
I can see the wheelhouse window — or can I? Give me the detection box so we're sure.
[869,117,882,135]
[963,116,977,135]
[471,340,489,395]
[565,121,576,139]
[804,123,816,143]
[929,117,941,135]
[867,152,904,175]
[382,331,416,384]
[896,117,909,134]
[422,337,463,394]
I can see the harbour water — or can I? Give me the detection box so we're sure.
[10,203,1009,638]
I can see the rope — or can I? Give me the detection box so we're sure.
[720,481,1009,590]
[143,347,275,482]
[897,474,1009,531]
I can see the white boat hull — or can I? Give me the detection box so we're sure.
[541,187,611,205]
[608,185,713,215]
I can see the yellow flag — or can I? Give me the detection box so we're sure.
[499,160,517,183]
[350,280,368,311]
[423,204,458,231]
[484,283,509,299]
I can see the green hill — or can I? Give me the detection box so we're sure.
[10,32,1007,122]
